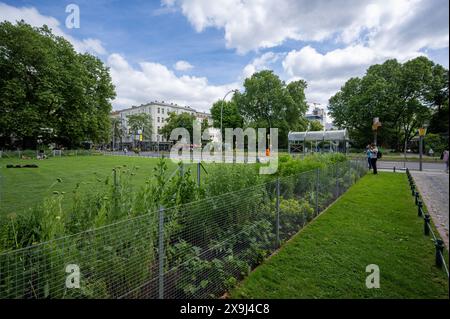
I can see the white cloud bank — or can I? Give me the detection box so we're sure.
[165,0,449,105]
[108,53,238,111]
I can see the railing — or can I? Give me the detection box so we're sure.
[0,159,367,299]
[406,168,448,277]
[0,149,98,159]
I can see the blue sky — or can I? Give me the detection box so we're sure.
[1,0,449,112]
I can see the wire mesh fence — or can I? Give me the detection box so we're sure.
[0,159,367,299]
[0,149,101,159]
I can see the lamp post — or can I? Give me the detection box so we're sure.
[220,89,239,140]
[418,125,427,171]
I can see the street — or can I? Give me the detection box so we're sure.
[378,160,447,171]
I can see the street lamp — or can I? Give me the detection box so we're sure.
[418,124,428,171]
[220,89,239,139]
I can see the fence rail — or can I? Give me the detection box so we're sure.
[406,168,449,277]
[0,159,367,299]
[0,149,101,159]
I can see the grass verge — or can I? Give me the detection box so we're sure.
[230,172,449,298]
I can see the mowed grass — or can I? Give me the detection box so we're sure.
[231,173,449,299]
[0,155,188,216]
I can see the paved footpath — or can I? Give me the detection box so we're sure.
[411,171,449,249]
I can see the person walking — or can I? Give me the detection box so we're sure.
[443,149,449,173]
[366,144,372,170]
[369,143,378,175]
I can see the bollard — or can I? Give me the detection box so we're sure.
[424,214,430,236]
[435,239,444,268]
[415,191,419,206]
[418,200,423,217]
[411,185,415,196]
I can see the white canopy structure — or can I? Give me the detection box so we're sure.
[288,129,349,154]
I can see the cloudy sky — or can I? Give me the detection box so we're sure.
[1,0,449,113]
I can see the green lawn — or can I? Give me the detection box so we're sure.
[0,155,190,216]
[231,173,449,299]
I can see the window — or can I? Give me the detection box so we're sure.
[158,107,160,113]
[157,117,160,123]
[162,108,165,114]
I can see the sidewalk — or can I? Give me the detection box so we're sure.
[411,171,449,249]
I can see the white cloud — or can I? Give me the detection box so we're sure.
[279,0,448,106]
[242,51,281,79]
[108,53,238,111]
[0,2,106,55]
[164,0,448,54]
[283,45,378,80]
[282,45,426,106]
[174,60,194,71]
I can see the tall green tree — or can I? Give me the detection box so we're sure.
[126,113,153,140]
[210,100,244,137]
[160,112,196,142]
[329,57,447,150]
[0,21,115,148]
[308,120,324,131]
[110,117,125,148]
[233,70,308,148]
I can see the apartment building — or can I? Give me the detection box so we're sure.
[112,101,216,143]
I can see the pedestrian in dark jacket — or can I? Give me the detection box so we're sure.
[369,143,378,174]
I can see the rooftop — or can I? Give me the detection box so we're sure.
[114,101,198,113]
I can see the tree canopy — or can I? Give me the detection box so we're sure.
[233,70,309,148]
[328,57,448,150]
[210,100,244,137]
[0,21,116,149]
[308,120,324,131]
[126,113,153,140]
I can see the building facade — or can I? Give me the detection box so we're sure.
[305,106,326,127]
[111,101,217,144]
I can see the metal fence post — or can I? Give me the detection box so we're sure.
[435,239,444,268]
[315,168,320,216]
[335,165,339,198]
[424,214,430,236]
[276,177,280,247]
[197,161,201,186]
[158,206,165,299]
[414,191,419,206]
